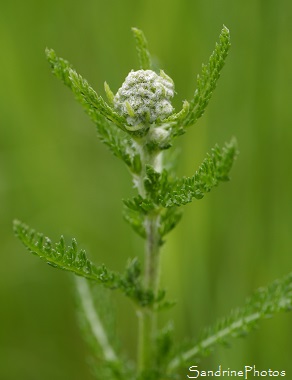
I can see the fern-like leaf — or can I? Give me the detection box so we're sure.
[13,219,119,285]
[161,139,237,207]
[123,195,156,214]
[46,48,127,131]
[46,48,142,171]
[159,207,183,239]
[167,272,292,371]
[123,206,146,239]
[13,220,161,307]
[68,69,128,132]
[182,25,231,128]
[123,140,237,230]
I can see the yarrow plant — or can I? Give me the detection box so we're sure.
[14,27,292,380]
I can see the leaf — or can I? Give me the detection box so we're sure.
[46,47,74,87]
[68,69,128,132]
[123,139,237,227]
[159,207,183,238]
[132,27,152,70]
[13,219,119,286]
[155,324,174,369]
[13,220,160,307]
[144,165,163,200]
[180,26,231,129]
[46,48,127,130]
[46,48,141,170]
[121,258,156,307]
[123,206,146,239]
[167,272,292,371]
[160,139,238,208]
[96,124,141,174]
[123,195,156,214]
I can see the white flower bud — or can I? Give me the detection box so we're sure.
[114,69,174,126]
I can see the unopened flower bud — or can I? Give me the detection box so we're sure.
[114,69,174,126]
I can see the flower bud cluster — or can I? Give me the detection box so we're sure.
[114,69,174,126]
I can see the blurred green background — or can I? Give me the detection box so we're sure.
[1,0,292,378]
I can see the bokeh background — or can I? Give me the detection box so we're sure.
[1,0,292,379]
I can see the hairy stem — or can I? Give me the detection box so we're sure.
[135,142,163,372]
[144,214,161,291]
[138,213,161,371]
[75,277,118,363]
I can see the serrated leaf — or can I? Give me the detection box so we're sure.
[181,26,231,129]
[13,219,118,285]
[46,48,127,132]
[123,195,156,214]
[13,220,162,308]
[159,207,183,238]
[167,272,292,371]
[68,69,128,132]
[46,48,140,170]
[144,165,162,200]
[160,139,238,208]
[123,206,146,238]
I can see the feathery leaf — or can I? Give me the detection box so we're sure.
[123,206,146,239]
[46,48,141,169]
[161,139,238,207]
[168,272,292,371]
[13,219,119,285]
[46,48,127,130]
[68,69,128,132]
[181,26,231,129]
[13,220,161,307]
[159,207,183,238]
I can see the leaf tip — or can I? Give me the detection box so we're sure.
[45,47,56,62]
[13,219,24,235]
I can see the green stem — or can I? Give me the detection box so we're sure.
[138,213,161,371]
[144,214,161,291]
[134,141,163,373]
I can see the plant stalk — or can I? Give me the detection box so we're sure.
[135,143,163,373]
[138,213,161,371]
